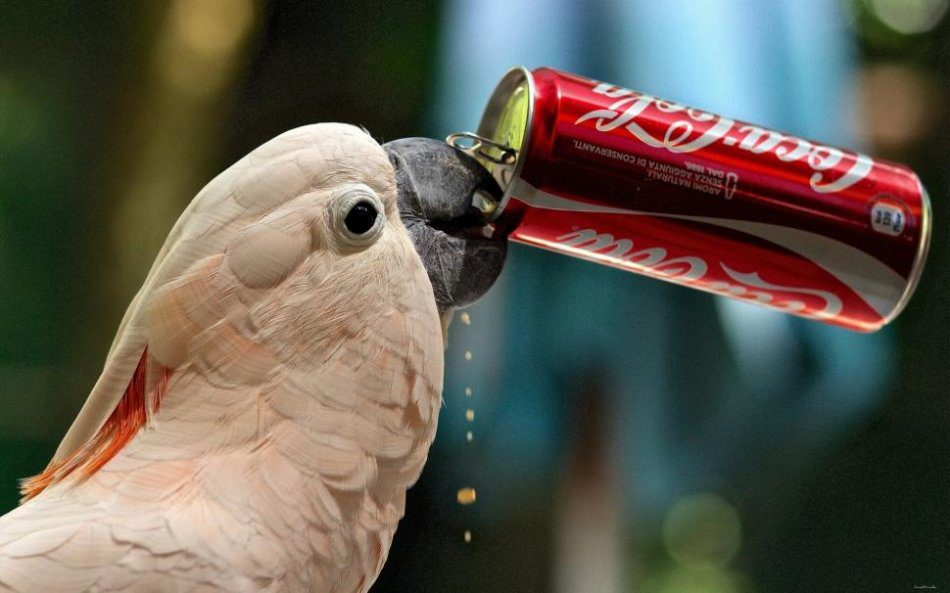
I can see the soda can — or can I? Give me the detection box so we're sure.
[449,67,932,332]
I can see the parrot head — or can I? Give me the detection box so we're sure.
[23,123,506,503]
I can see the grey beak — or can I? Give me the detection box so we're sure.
[384,138,507,314]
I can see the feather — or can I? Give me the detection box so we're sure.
[20,349,170,502]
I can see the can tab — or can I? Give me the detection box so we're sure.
[446,132,517,191]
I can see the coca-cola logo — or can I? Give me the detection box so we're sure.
[556,228,707,281]
[575,82,873,194]
[556,228,843,320]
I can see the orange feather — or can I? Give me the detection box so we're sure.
[19,348,170,502]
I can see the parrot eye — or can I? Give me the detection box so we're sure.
[331,184,386,248]
[344,201,378,235]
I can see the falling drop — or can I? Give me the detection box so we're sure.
[464,350,473,361]
[466,430,473,442]
[457,487,477,505]
[465,409,475,422]
[460,312,471,325]
[464,530,472,543]
[465,386,473,397]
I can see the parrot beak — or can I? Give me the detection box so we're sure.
[384,137,508,315]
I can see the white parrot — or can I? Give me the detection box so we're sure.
[0,123,506,592]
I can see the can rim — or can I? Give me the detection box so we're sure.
[475,66,534,221]
[882,179,932,326]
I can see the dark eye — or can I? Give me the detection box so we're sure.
[332,184,385,248]
[344,201,378,235]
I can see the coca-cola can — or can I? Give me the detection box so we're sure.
[450,67,932,332]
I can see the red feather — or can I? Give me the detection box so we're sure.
[20,347,170,502]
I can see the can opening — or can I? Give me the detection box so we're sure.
[446,66,534,220]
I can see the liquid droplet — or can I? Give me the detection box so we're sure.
[457,487,477,505]
[466,431,473,442]
[460,312,471,325]
[465,409,475,422]
[464,350,473,361]
[464,530,472,543]
[465,387,473,397]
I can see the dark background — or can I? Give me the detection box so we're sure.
[0,1,948,591]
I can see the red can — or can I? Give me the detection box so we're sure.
[450,67,931,332]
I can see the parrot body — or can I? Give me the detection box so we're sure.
[0,124,448,592]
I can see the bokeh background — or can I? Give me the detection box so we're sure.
[0,1,947,591]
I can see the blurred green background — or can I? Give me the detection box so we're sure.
[0,1,948,591]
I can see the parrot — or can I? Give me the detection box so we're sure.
[0,123,506,592]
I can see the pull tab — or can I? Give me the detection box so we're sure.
[446,132,518,191]
[447,132,517,165]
